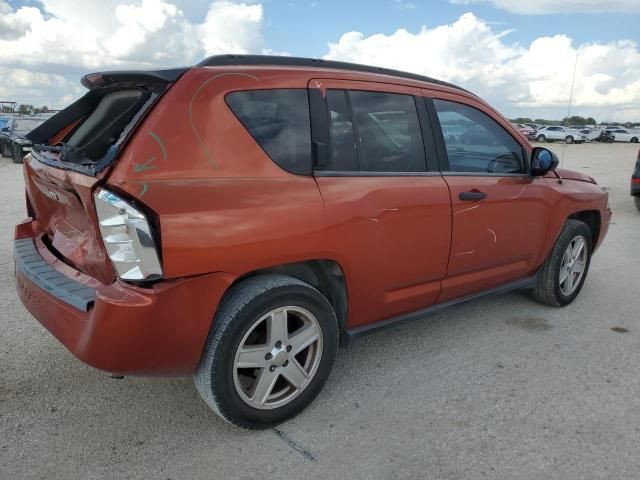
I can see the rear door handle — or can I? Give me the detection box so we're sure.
[459,190,487,201]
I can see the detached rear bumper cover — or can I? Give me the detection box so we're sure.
[14,219,234,375]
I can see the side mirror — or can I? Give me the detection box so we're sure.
[530,147,559,176]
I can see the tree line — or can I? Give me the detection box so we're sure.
[1,104,54,115]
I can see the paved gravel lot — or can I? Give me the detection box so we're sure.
[1,143,639,479]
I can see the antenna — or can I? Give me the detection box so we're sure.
[559,52,579,183]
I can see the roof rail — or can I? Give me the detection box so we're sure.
[196,54,472,94]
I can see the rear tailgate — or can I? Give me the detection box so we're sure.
[22,68,187,284]
[24,157,114,283]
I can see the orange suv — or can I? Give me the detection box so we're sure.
[14,55,611,428]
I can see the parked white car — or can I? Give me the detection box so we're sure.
[606,128,639,143]
[535,126,587,144]
[578,128,604,141]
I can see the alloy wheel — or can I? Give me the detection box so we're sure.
[232,306,323,410]
[559,235,587,296]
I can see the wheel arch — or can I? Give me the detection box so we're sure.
[228,259,349,335]
[535,208,603,271]
[567,210,601,248]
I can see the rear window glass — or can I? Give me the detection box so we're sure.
[226,89,312,174]
[65,89,146,161]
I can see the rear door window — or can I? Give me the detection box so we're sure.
[350,91,426,172]
[325,90,358,171]
[433,99,524,174]
[319,89,426,173]
[226,89,312,174]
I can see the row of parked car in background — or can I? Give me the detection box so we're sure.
[512,123,639,144]
[0,115,46,163]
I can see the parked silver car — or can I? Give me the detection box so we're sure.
[606,128,639,143]
[535,126,586,144]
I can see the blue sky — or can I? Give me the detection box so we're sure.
[258,0,639,57]
[1,0,639,120]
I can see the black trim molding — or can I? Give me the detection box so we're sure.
[341,273,538,346]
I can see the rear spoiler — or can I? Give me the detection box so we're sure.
[27,68,188,143]
[80,68,187,90]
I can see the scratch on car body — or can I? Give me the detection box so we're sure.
[133,182,148,197]
[149,131,167,161]
[508,185,527,199]
[134,157,157,173]
[456,204,479,215]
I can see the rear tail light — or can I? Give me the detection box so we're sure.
[94,189,162,281]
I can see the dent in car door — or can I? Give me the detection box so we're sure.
[310,79,452,329]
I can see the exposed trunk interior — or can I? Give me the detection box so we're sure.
[21,68,187,283]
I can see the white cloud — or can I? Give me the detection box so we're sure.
[0,0,271,108]
[0,1,29,40]
[0,66,81,108]
[199,1,264,55]
[449,0,640,14]
[0,0,268,70]
[0,2,638,121]
[324,13,640,121]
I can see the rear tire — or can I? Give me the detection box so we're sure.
[565,136,574,144]
[1,143,9,158]
[194,274,338,429]
[537,135,546,143]
[631,137,638,143]
[531,219,592,307]
[635,196,640,212]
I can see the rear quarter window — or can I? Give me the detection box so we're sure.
[226,89,312,175]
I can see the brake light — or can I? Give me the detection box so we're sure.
[94,189,162,281]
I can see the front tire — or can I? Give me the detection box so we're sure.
[531,219,592,307]
[537,135,546,143]
[194,274,338,429]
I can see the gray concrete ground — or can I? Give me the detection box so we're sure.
[1,143,639,480]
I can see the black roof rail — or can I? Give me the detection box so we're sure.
[196,54,472,94]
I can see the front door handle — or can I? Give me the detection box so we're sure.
[459,190,487,201]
